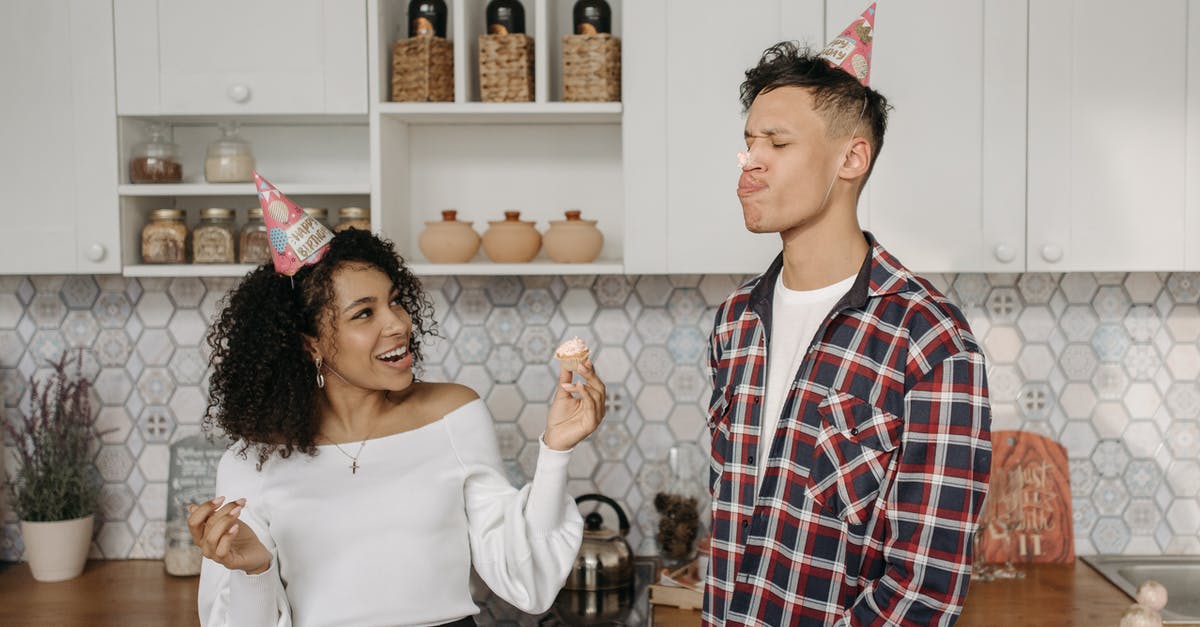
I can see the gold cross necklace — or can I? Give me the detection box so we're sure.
[325,426,377,475]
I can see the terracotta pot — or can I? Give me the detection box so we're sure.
[418,210,481,263]
[482,211,541,262]
[20,514,94,582]
[544,210,603,263]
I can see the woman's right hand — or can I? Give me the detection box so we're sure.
[187,496,271,575]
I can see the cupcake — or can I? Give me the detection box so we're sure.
[555,336,590,372]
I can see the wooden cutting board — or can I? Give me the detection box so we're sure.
[977,430,1074,564]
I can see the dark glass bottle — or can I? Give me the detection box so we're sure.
[407,0,447,38]
[486,0,525,35]
[573,0,611,35]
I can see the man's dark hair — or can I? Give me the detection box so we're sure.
[741,41,891,179]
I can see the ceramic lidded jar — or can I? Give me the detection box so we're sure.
[419,210,481,263]
[482,211,541,262]
[544,210,603,263]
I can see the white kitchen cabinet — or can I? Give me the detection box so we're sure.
[371,0,628,274]
[1029,0,1190,271]
[0,0,120,274]
[845,0,1027,274]
[1190,0,1200,269]
[114,0,368,115]
[649,0,1026,275]
[646,0,824,274]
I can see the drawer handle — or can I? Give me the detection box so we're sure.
[1040,244,1063,263]
[85,243,107,262]
[993,243,1016,264]
[227,83,251,103]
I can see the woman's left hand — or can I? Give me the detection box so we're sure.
[545,358,606,451]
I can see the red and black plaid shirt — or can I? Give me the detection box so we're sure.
[705,233,992,626]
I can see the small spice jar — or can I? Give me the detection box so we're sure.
[239,207,271,264]
[163,519,203,576]
[334,206,371,232]
[419,209,481,263]
[141,209,188,264]
[204,122,255,183]
[130,124,183,184]
[481,210,541,262]
[192,208,237,263]
[543,209,604,263]
[303,207,330,229]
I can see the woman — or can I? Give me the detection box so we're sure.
[190,180,604,626]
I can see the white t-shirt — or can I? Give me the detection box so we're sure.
[198,398,583,627]
[759,272,856,480]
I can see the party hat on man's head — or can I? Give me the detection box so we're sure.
[254,172,335,276]
[817,3,876,86]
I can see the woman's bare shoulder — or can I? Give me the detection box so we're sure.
[404,382,481,423]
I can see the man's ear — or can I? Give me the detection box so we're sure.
[839,137,873,181]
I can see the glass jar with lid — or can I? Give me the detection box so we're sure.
[204,122,255,183]
[130,124,183,184]
[141,209,188,263]
[334,207,371,233]
[239,207,272,264]
[302,207,330,229]
[163,519,203,576]
[193,208,237,263]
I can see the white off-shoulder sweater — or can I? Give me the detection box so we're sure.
[198,398,583,627]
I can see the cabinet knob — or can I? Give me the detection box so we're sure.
[227,83,251,103]
[85,243,107,262]
[1040,244,1063,263]
[993,243,1016,263]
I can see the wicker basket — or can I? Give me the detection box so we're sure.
[391,36,454,102]
[478,34,534,102]
[562,34,621,102]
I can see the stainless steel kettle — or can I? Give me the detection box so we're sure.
[563,493,634,591]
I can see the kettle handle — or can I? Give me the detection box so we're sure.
[574,493,630,536]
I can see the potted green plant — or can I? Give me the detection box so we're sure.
[4,350,101,582]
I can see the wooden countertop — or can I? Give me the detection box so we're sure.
[0,558,1184,626]
[653,560,1181,626]
[0,560,200,627]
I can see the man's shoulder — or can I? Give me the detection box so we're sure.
[888,273,982,365]
[712,274,763,321]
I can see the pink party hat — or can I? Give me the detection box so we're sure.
[817,3,876,86]
[254,172,335,276]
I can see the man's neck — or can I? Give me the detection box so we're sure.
[778,212,869,292]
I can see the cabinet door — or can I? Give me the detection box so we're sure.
[1190,0,1200,269]
[831,0,1027,274]
[659,0,825,274]
[115,0,367,115]
[0,0,119,274]
[1029,0,1188,271]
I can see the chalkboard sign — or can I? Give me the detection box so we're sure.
[166,435,228,523]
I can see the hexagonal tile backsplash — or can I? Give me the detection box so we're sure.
[2,272,1199,561]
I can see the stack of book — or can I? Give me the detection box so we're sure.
[647,560,704,610]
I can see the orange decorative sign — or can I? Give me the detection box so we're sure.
[977,430,1074,564]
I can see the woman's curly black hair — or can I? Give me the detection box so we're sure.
[203,229,437,468]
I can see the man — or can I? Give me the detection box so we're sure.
[705,5,992,626]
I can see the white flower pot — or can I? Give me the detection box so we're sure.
[20,514,94,582]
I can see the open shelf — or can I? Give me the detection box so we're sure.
[376,0,624,104]
[375,101,621,123]
[409,259,623,276]
[119,182,370,196]
[123,264,256,278]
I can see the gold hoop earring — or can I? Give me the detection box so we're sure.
[315,356,325,389]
